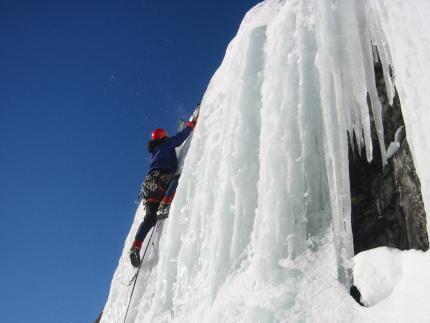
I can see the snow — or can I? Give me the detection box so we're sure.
[353,247,403,306]
[353,248,430,322]
[386,126,405,160]
[101,0,430,322]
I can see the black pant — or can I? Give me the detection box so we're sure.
[135,203,159,242]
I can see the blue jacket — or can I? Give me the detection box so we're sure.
[148,125,193,174]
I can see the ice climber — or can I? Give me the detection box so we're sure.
[129,117,197,268]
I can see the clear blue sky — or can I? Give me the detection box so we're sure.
[0,0,261,322]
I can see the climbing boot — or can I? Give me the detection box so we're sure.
[129,240,142,268]
[157,202,171,220]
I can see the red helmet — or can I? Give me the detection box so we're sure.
[151,128,168,140]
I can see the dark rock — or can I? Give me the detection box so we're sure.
[392,140,429,250]
[349,46,429,254]
[94,311,103,323]
[350,285,364,306]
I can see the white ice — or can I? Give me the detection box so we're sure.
[386,126,405,160]
[101,0,430,322]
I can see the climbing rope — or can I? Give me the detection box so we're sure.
[123,223,158,323]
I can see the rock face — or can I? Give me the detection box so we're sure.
[392,139,429,250]
[349,48,429,254]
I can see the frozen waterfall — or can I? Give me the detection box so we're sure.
[101,0,430,322]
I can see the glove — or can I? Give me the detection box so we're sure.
[186,120,196,129]
[188,103,200,127]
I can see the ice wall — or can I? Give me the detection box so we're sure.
[102,0,430,322]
